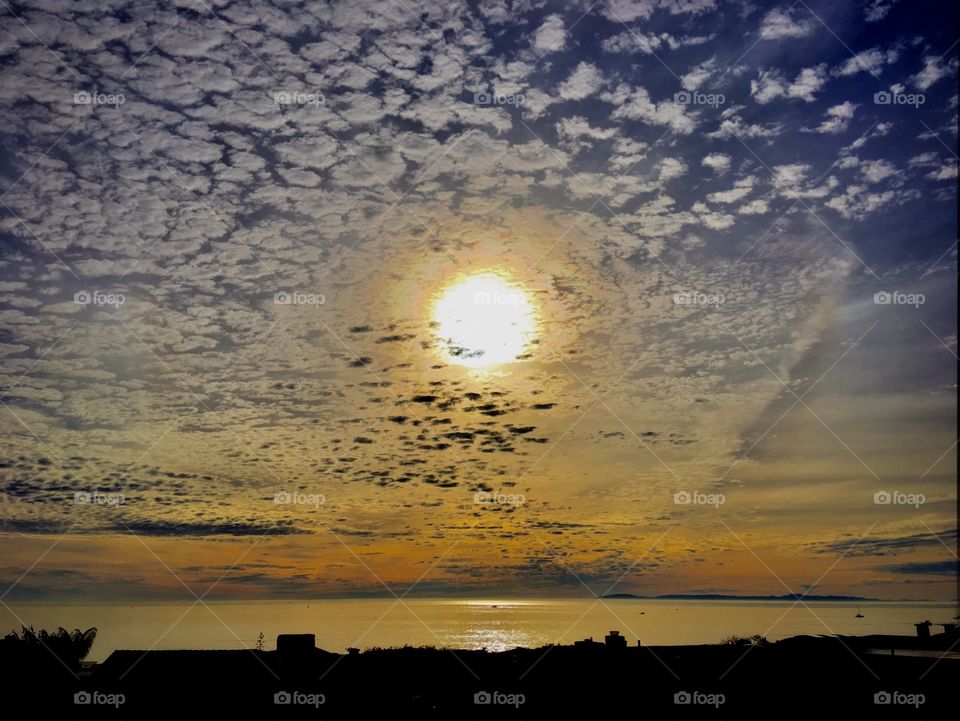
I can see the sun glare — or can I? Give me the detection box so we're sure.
[433,272,537,368]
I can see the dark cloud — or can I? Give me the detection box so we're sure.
[881,560,957,576]
[816,529,958,557]
[111,519,307,537]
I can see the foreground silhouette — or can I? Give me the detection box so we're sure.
[1,627,955,717]
[1,625,97,671]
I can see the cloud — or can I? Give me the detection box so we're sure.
[737,198,769,215]
[859,158,899,183]
[558,62,604,100]
[864,0,898,22]
[603,30,714,54]
[824,184,919,219]
[706,176,755,203]
[803,101,857,134]
[111,519,308,536]
[706,111,782,139]
[760,162,836,201]
[833,47,899,77]
[817,529,958,557]
[759,7,815,40]
[773,163,812,188]
[783,65,830,102]
[477,0,511,24]
[702,153,731,173]
[0,0,953,603]
[680,58,716,91]
[602,0,717,23]
[911,55,957,91]
[691,201,735,229]
[882,560,957,576]
[601,83,697,134]
[532,13,565,54]
[908,151,939,168]
[843,121,892,151]
[608,137,650,170]
[658,157,688,181]
[924,162,958,181]
[555,116,618,150]
[751,65,828,104]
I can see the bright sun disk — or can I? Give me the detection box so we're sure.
[433,273,536,368]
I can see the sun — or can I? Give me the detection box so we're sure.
[433,272,537,368]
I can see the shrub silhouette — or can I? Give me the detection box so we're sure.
[719,633,768,646]
[0,626,97,669]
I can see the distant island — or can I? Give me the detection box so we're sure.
[601,593,876,601]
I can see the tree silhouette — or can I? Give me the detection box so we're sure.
[1,626,97,668]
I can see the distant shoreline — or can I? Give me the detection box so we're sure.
[601,593,881,601]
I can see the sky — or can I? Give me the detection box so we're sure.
[0,0,956,604]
